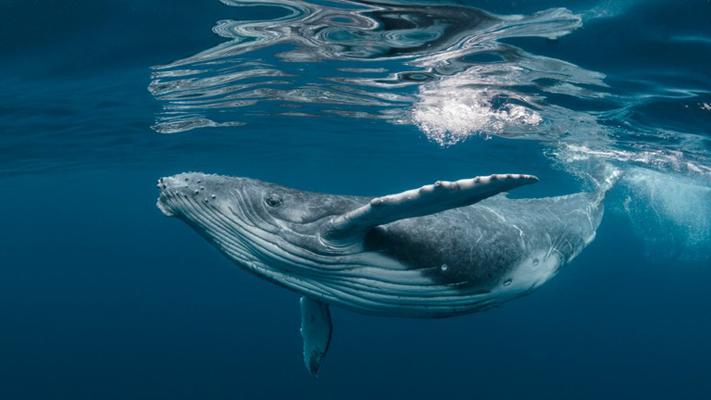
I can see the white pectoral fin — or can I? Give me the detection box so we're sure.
[325,173,538,240]
[300,296,332,377]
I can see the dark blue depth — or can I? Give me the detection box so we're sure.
[1,1,710,399]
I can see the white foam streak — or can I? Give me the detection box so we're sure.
[556,144,711,179]
[412,89,543,146]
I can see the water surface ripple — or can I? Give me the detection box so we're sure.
[149,0,711,180]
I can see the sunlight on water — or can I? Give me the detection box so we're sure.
[554,144,711,179]
[148,0,708,179]
[411,88,544,146]
[149,1,593,136]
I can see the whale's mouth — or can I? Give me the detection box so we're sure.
[156,198,174,217]
[156,177,175,217]
[156,175,189,217]
[156,173,267,268]
[156,176,186,217]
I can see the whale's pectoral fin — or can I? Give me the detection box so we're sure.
[325,173,538,240]
[300,296,332,377]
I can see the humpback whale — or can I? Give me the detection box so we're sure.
[156,170,619,376]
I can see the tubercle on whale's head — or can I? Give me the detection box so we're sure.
[156,172,241,219]
[155,172,295,270]
[155,172,289,235]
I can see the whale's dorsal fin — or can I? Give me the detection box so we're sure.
[300,296,332,377]
[324,174,538,241]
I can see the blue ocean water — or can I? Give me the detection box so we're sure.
[1,0,710,398]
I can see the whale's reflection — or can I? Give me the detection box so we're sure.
[148,0,606,143]
[147,0,710,180]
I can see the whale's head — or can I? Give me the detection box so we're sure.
[157,172,365,275]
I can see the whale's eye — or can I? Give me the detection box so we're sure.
[265,193,283,207]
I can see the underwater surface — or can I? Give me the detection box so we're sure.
[1,0,710,398]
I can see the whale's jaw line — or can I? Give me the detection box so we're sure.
[156,173,264,272]
[156,198,175,217]
[154,173,366,306]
